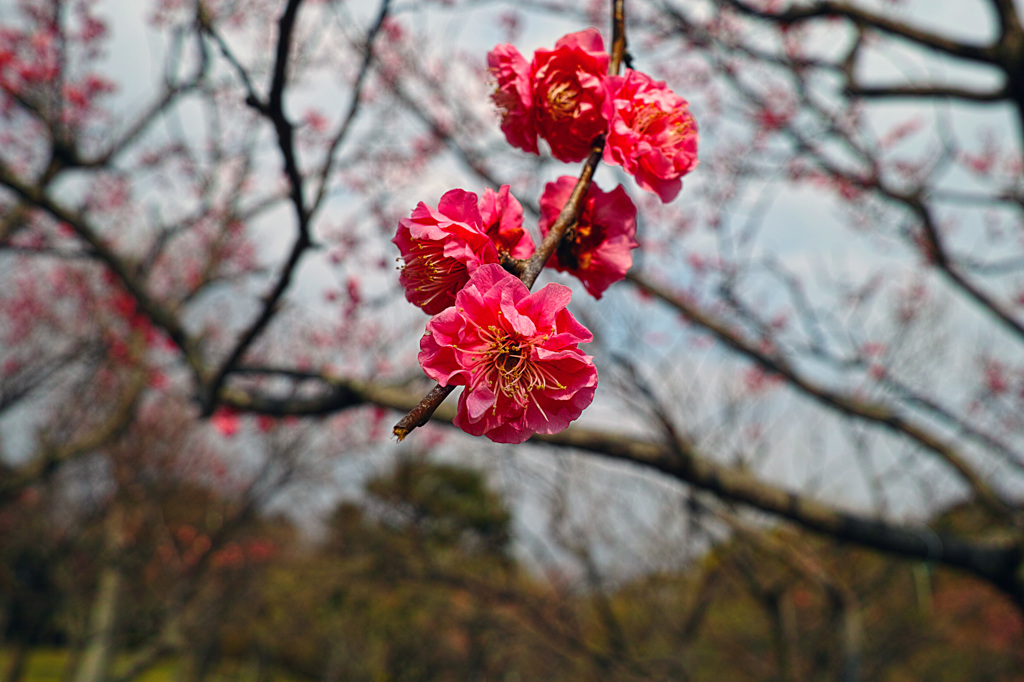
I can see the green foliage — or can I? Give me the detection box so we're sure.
[362,457,512,557]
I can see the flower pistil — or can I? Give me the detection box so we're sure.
[464,323,564,417]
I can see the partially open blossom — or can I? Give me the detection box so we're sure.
[478,185,535,259]
[539,176,638,299]
[393,189,499,315]
[603,69,698,203]
[531,29,611,162]
[487,44,538,154]
[419,264,597,444]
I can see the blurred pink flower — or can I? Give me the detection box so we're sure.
[539,176,638,299]
[478,184,535,259]
[532,29,610,162]
[393,189,499,314]
[211,407,240,437]
[603,69,698,202]
[487,44,538,154]
[419,264,597,443]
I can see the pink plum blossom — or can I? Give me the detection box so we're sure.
[393,189,500,315]
[531,29,611,162]
[478,184,535,259]
[539,176,638,299]
[211,407,240,437]
[603,69,698,203]
[419,264,597,444]
[487,44,538,154]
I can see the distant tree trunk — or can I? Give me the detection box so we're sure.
[250,647,271,682]
[73,503,126,682]
[321,644,343,682]
[837,598,862,682]
[4,641,30,682]
[176,640,217,682]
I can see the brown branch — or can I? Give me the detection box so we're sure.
[0,202,29,242]
[720,0,998,64]
[846,83,1008,102]
[392,384,457,441]
[200,0,314,414]
[910,195,1024,343]
[988,0,1024,39]
[519,142,605,288]
[227,373,1024,608]
[532,426,1024,610]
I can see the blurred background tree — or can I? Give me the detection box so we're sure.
[2,0,1024,679]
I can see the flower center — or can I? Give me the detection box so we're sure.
[468,325,565,412]
[557,211,600,271]
[631,103,666,135]
[491,85,519,122]
[401,241,467,307]
[546,79,581,120]
[667,113,693,145]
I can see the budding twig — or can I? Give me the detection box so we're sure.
[392,0,628,441]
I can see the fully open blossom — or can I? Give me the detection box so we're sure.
[531,29,610,162]
[539,176,638,299]
[487,44,538,154]
[393,189,499,315]
[478,185,535,259]
[419,264,597,444]
[488,30,611,163]
[603,69,698,203]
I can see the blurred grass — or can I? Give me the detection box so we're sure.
[0,649,174,681]
[0,649,299,681]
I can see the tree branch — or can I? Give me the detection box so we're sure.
[310,0,393,215]
[846,83,1007,102]
[625,271,1016,520]
[200,0,314,415]
[719,0,998,64]
[0,162,205,379]
[227,373,1024,609]
[909,195,1024,343]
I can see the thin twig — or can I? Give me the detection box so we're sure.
[200,0,314,414]
[310,0,393,214]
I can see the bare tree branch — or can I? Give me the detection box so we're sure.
[199,0,314,414]
[626,271,1016,520]
[845,83,1007,102]
[718,0,998,64]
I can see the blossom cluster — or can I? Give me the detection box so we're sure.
[489,29,698,202]
[393,27,698,444]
